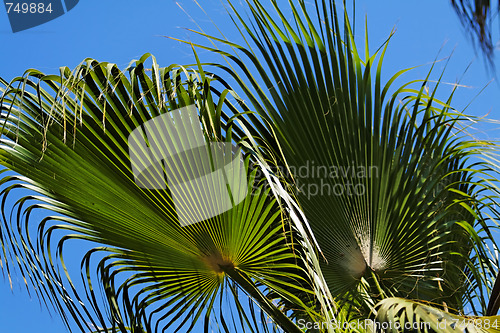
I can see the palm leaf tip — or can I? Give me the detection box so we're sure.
[451,0,497,63]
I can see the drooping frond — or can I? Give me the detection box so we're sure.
[451,0,498,63]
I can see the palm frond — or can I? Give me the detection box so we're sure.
[451,0,498,64]
[0,54,311,332]
[184,0,500,319]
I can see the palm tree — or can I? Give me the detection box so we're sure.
[2,0,500,332]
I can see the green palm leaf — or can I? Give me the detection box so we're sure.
[3,0,500,332]
[0,55,311,332]
[183,0,500,322]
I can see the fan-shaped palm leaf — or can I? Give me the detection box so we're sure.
[0,54,314,332]
[3,0,500,332]
[181,0,500,324]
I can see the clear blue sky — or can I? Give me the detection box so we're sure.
[1,1,500,332]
